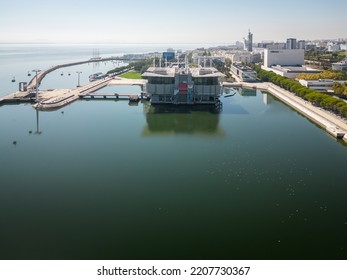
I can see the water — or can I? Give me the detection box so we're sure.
[1,45,347,260]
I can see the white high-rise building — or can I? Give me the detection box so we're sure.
[298,40,306,50]
[264,49,304,68]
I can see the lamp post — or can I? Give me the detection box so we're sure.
[76,71,82,87]
[32,69,41,102]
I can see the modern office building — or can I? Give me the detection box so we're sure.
[298,40,306,50]
[262,49,320,78]
[244,30,253,52]
[264,49,304,68]
[230,64,257,82]
[163,48,176,61]
[286,38,297,49]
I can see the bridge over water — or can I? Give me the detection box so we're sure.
[27,56,143,91]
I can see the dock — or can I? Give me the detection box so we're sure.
[79,93,141,102]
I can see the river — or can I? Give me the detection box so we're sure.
[0,44,347,260]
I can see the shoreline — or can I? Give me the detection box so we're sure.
[226,81,347,142]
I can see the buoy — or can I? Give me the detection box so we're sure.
[29,131,32,134]
[11,77,15,82]
[68,72,71,76]
[61,72,63,76]
[12,141,17,145]
[27,71,31,76]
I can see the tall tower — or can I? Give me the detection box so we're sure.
[286,38,297,49]
[298,40,306,50]
[247,29,253,52]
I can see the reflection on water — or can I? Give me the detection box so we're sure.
[1,86,347,260]
[142,103,223,136]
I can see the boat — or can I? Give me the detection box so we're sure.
[89,72,105,82]
[128,95,140,102]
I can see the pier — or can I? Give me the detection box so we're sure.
[79,93,141,102]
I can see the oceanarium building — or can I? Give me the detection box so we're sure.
[142,66,224,105]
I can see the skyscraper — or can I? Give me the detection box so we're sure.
[298,40,306,50]
[286,38,297,49]
[244,30,253,52]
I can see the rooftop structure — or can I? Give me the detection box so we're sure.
[142,66,224,105]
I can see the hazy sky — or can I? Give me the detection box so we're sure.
[0,0,345,44]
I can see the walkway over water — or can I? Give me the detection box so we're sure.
[27,56,142,91]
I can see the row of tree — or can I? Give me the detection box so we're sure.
[107,59,153,75]
[253,65,347,118]
[296,70,347,80]
[333,82,347,96]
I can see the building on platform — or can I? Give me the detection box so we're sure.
[142,66,224,105]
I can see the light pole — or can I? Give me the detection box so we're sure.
[76,71,82,87]
[32,69,41,102]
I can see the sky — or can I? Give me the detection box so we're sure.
[0,0,346,44]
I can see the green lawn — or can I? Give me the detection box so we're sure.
[119,71,142,79]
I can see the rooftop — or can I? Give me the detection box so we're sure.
[142,66,224,78]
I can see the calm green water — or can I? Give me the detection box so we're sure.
[1,44,347,260]
[1,87,347,260]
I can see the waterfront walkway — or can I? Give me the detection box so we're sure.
[26,56,137,91]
